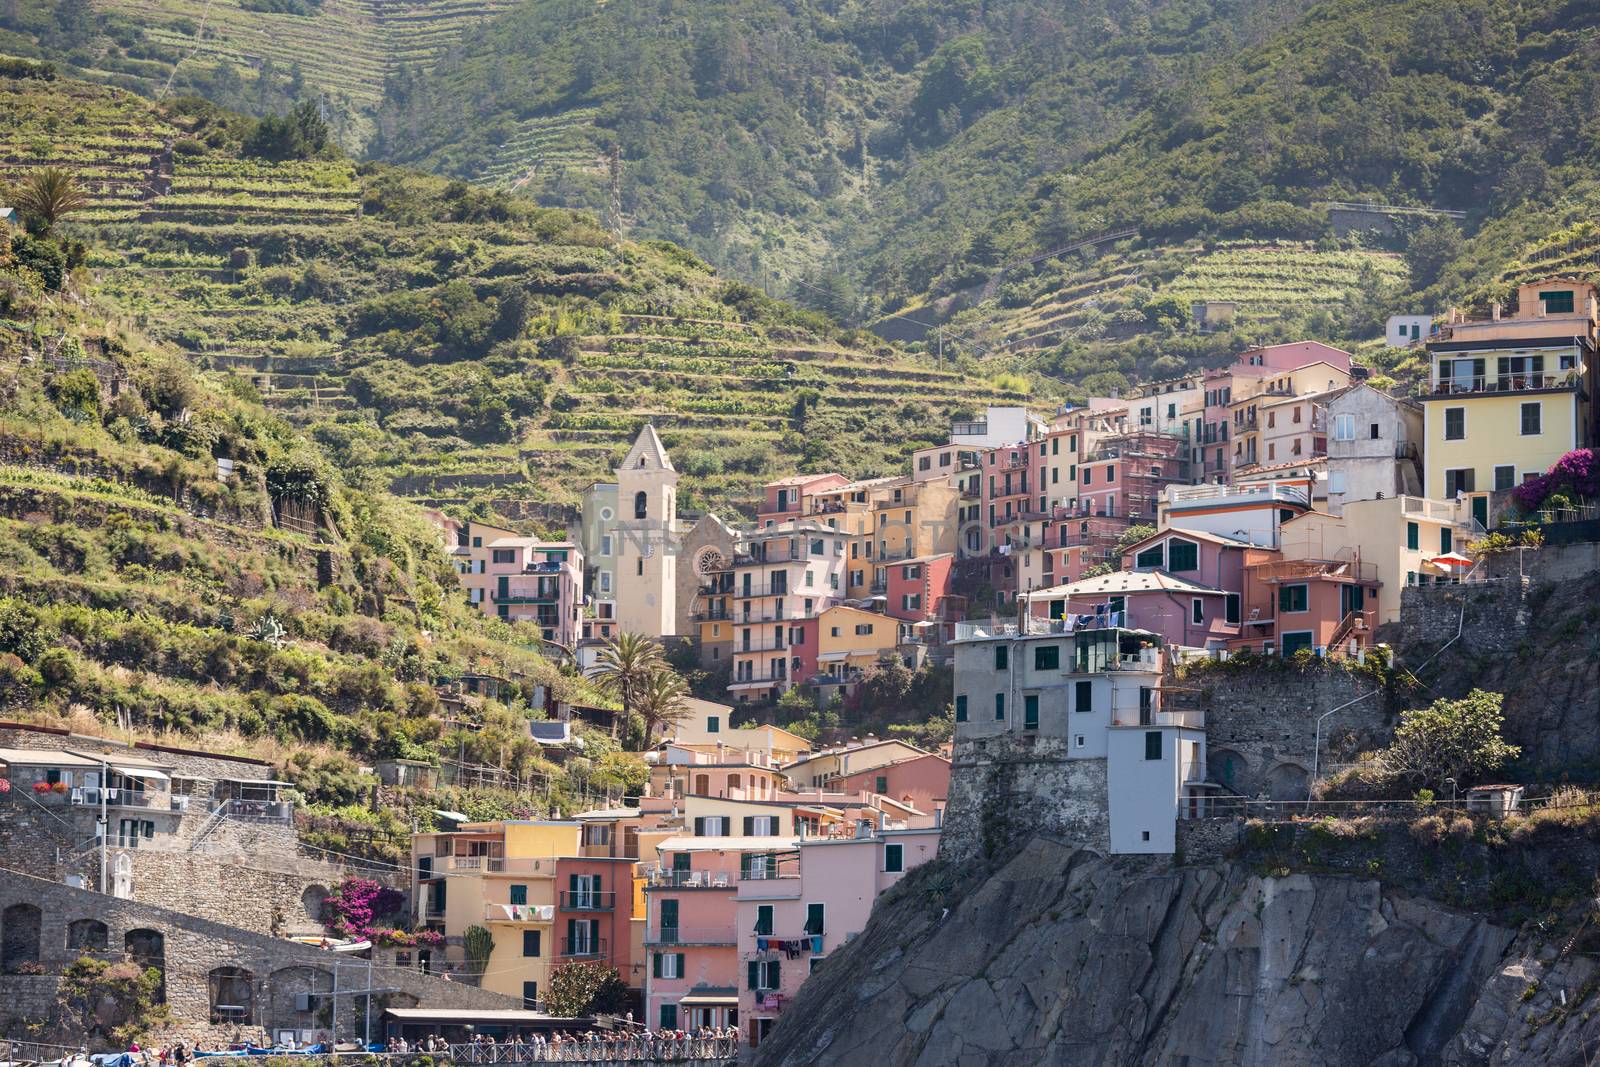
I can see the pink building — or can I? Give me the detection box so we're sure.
[451,520,585,647]
[831,752,950,820]
[644,836,797,1032]
[735,828,939,1049]
[1239,340,1354,375]
[758,473,851,526]
[883,553,958,623]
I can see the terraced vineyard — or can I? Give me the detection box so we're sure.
[1160,243,1408,321]
[475,110,604,192]
[0,77,177,223]
[24,0,519,150]
[14,75,1024,518]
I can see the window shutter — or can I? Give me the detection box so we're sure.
[739,853,751,878]
[743,816,755,836]
[747,961,760,991]
[694,816,706,836]
[653,953,663,978]
[675,953,685,976]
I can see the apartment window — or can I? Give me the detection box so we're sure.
[875,775,889,794]
[884,843,904,873]
[523,930,541,957]
[1406,522,1419,550]
[1033,645,1060,671]
[1134,544,1164,569]
[1024,694,1039,730]
[994,645,1008,670]
[1495,465,1516,491]
[492,549,516,564]
[1144,731,1163,761]
[523,982,539,1009]
[1267,411,1276,429]
[754,905,773,936]
[830,626,840,638]
[919,456,931,471]
[901,594,922,612]
[994,693,1006,720]
[693,816,729,836]
[743,815,779,836]
[1279,584,1309,613]
[1225,593,1240,625]
[1082,468,1092,486]
[1107,466,1116,482]
[1167,538,1198,572]
[1191,598,1204,625]
[659,1005,677,1030]
[1074,680,1092,713]
[1540,289,1575,314]
[1333,414,1355,441]
[1520,402,1542,436]
[707,716,720,734]
[510,884,528,906]
[637,558,644,576]
[1441,527,1453,554]
[854,623,874,635]
[1370,423,1381,440]
[654,952,684,979]
[804,903,826,936]
[747,959,781,991]
[1444,468,1475,497]
[1444,407,1465,440]
[955,695,968,722]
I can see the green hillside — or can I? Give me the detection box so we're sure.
[0,0,520,150]
[0,183,640,856]
[2,69,1026,520]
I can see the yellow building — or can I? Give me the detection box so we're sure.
[811,604,901,687]
[1421,277,1598,526]
[1279,496,1472,624]
[1230,361,1351,472]
[412,821,581,1000]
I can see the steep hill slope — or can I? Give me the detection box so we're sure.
[0,204,635,852]
[0,71,1028,516]
[0,0,520,150]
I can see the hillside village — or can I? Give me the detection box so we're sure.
[3,10,1600,1062]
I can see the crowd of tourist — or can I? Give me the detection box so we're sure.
[391,1028,740,1062]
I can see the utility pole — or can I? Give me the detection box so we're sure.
[98,757,108,894]
[607,146,623,236]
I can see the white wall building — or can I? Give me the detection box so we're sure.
[949,406,1042,449]
[1384,313,1432,347]
[1324,384,1424,514]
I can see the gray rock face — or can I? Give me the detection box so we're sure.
[750,839,1600,1067]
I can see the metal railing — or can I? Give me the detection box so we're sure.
[1425,373,1577,396]
[559,891,616,911]
[559,937,607,957]
[643,867,737,889]
[645,925,738,946]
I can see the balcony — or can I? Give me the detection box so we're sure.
[491,594,559,605]
[736,875,801,901]
[1109,709,1205,730]
[728,673,788,688]
[559,891,616,911]
[1250,557,1379,583]
[738,640,788,653]
[644,867,737,889]
[484,903,554,923]
[694,608,733,622]
[443,856,556,875]
[733,584,790,599]
[559,937,608,958]
[1423,372,1579,398]
[645,926,738,947]
[1167,482,1309,509]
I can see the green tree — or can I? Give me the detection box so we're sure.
[59,957,172,1045]
[7,167,90,233]
[1404,221,1464,291]
[635,667,691,746]
[544,960,628,1017]
[463,925,495,976]
[1114,524,1158,558]
[243,101,332,161]
[592,633,664,744]
[1381,689,1519,789]
[48,368,100,422]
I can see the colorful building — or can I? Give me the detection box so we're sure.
[1421,278,1598,527]
[735,827,940,1048]
[830,751,951,819]
[728,520,846,703]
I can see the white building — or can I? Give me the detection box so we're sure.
[950,623,1206,855]
[1157,481,1313,548]
[1324,384,1424,514]
[949,406,1043,449]
[1384,313,1432,347]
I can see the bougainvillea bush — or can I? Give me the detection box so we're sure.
[324,876,441,946]
[1512,448,1600,512]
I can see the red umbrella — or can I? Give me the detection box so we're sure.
[1428,551,1474,570]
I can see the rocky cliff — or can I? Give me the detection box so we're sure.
[750,837,1600,1067]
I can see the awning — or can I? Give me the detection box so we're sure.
[115,766,170,782]
[677,994,739,1006]
[385,1008,558,1023]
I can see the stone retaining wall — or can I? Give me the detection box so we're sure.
[940,735,1109,862]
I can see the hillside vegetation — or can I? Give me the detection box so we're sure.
[0,70,1028,517]
[0,191,644,851]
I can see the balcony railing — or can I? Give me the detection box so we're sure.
[729,673,788,687]
[737,639,788,653]
[646,926,738,946]
[1250,557,1379,583]
[694,609,733,622]
[733,584,790,599]
[1425,372,1578,396]
[559,938,607,958]
[442,855,556,875]
[644,867,737,889]
[560,891,616,911]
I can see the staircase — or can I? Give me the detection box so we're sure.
[1327,610,1367,653]
[187,801,232,851]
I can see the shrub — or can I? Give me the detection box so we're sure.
[1446,816,1475,843]
[1409,814,1446,845]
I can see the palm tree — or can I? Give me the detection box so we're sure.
[635,668,691,746]
[592,632,664,741]
[8,167,90,233]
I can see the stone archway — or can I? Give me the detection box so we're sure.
[1265,761,1311,801]
[2,903,41,973]
[125,929,165,1001]
[209,965,255,1024]
[1206,747,1249,793]
[301,885,330,924]
[66,918,109,954]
